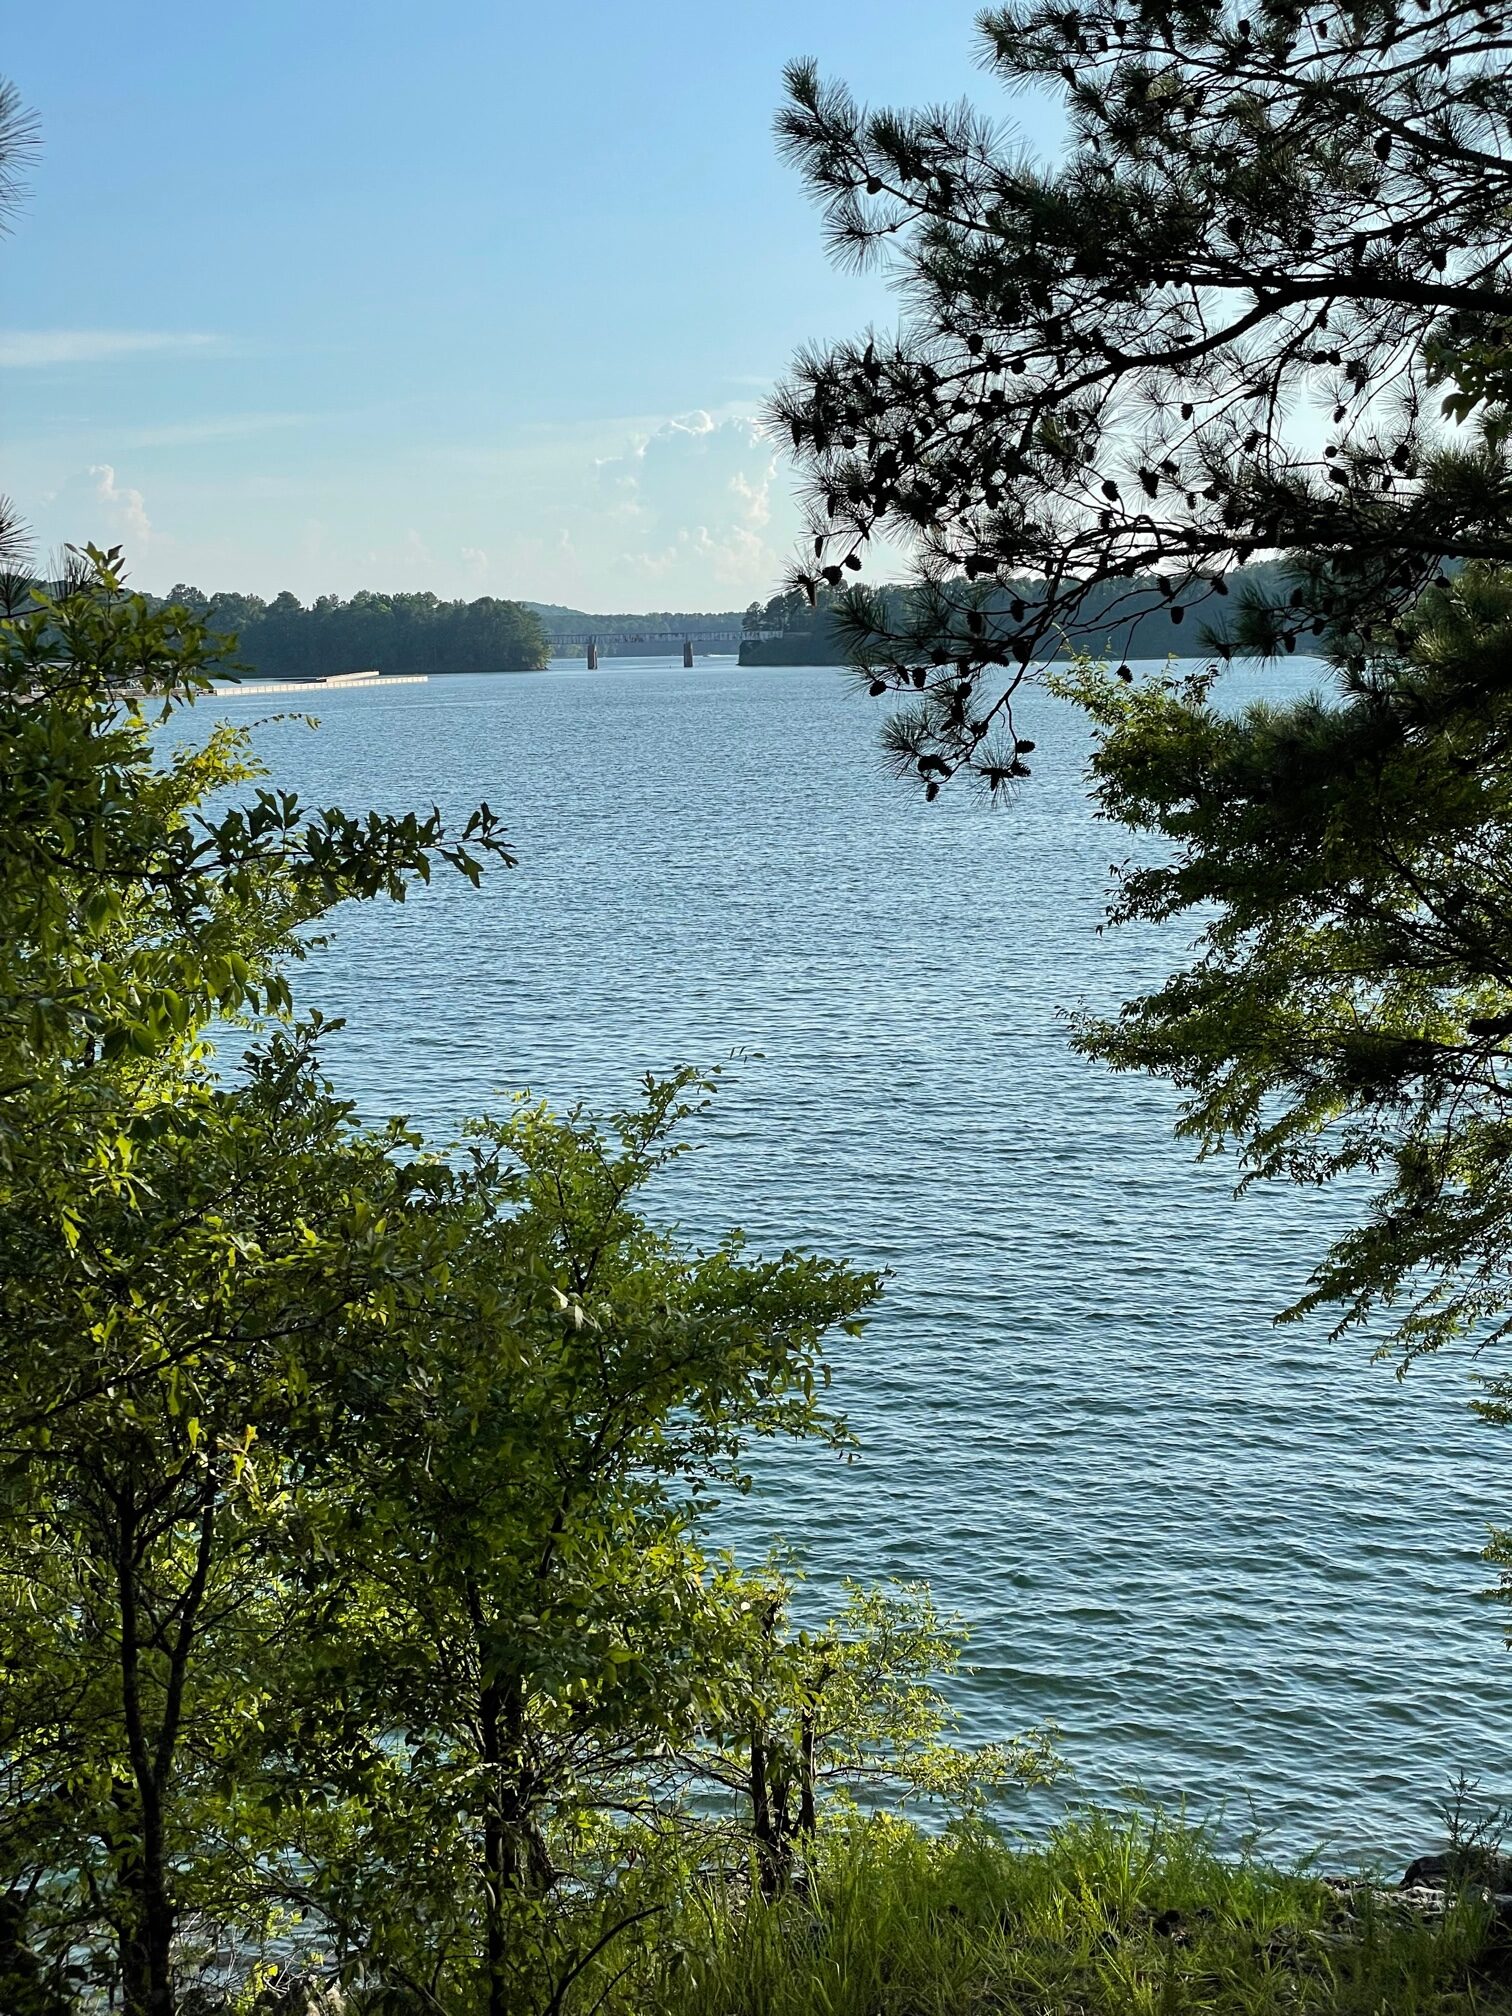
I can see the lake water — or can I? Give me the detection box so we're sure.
[201,656,1509,1867]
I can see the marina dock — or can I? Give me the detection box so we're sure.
[210,671,428,697]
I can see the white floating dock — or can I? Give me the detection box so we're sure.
[210,672,428,696]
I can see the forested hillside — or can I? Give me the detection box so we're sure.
[155,577,1304,676]
[162,586,551,677]
[737,567,1294,665]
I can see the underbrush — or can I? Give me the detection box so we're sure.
[585,1812,1511,2016]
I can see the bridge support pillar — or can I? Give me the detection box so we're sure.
[587,637,598,670]
[683,637,694,668]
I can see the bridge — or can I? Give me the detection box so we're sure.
[547,628,760,668]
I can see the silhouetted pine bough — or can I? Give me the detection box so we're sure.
[772,0,1512,790]
[736,563,1298,664]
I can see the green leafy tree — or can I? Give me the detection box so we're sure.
[1058,550,1512,1363]
[1042,322,1512,1580]
[1,548,511,1108]
[0,1038,463,2013]
[201,586,552,679]
[0,547,919,2016]
[1017,304,1512,1646]
[0,548,513,2014]
[680,1577,1061,1899]
[281,1073,883,2016]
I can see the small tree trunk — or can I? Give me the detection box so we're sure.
[111,1784,150,2016]
[470,1574,541,2016]
[798,1708,817,1837]
[140,1818,174,2016]
[120,1939,151,2016]
[478,1670,510,2016]
[749,1726,786,1900]
[115,1478,216,2016]
[117,1886,151,2016]
[116,1492,173,2016]
[115,1758,173,2010]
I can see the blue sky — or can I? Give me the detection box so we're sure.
[5,3,1061,610]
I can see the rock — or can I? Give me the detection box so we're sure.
[251,1973,347,2015]
[1389,1884,1452,1916]
[1403,1853,1455,1890]
[1400,1850,1512,1894]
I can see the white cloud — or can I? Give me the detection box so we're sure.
[591,411,796,592]
[10,398,805,610]
[0,329,218,368]
[33,464,154,553]
[92,466,151,545]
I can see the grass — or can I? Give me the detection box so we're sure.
[590,1811,1512,2016]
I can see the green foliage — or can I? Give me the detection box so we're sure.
[0,540,1036,2016]
[270,1072,885,2013]
[1056,558,1512,1361]
[589,1814,1497,2016]
[677,1576,1061,1898]
[0,1034,460,2010]
[0,542,524,2013]
[767,0,1512,1628]
[0,547,512,1107]
[1428,319,1512,446]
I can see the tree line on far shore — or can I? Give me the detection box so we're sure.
[739,565,1296,666]
[161,585,552,678]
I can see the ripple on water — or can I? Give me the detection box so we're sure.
[195,657,1510,1862]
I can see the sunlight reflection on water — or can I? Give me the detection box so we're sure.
[195,655,1509,1863]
